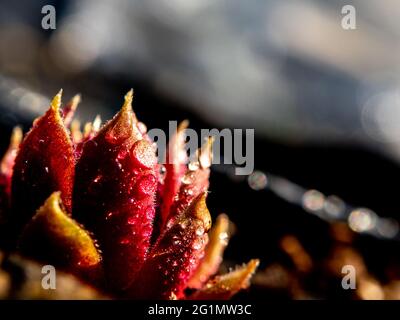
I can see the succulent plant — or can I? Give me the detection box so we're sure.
[0,90,258,299]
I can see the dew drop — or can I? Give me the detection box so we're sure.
[172,235,181,246]
[120,237,130,245]
[137,122,147,135]
[135,174,157,197]
[115,161,123,170]
[146,206,156,220]
[159,165,166,179]
[86,139,98,150]
[192,238,204,250]
[131,140,157,169]
[105,131,118,144]
[105,212,114,220]
[178,220,189,229]
[166,219,175,229]
[188,161,200,171]
[117,149,128,160]
[181,173,194,185]
[219,232,229,245]
[127,216,136,225]
[195,226,204,236]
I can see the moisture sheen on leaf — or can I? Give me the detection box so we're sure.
[19,192,102,282]
[128,193,212,299]
[73,90,158,291]
[159,121,188,230]
[188,214,231,289]
[168,139,213,221]
[190,259,259,300]
[11,91,75,234]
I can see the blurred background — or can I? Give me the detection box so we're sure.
[1,0,400,299]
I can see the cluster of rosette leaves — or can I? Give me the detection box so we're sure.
[0,90,258,299]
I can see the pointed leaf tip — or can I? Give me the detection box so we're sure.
[178,120,189,132]
[188,193,212,231]
[92,115,102,132]
[199,137,214,169]
[11,91,75,232]
[191,259,260,300]
[1,126,23,175]
[51,90,63,112]
[10,127,23,149]
[63,94,81,128]
[71,94,81,107]
[122,89,134,112]
[19,192,102,282]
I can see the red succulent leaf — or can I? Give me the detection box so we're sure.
[19,192,102,283]
[168,138,212,221]
[62,94,81,128]
[159,120,188,229]
[188,213,231,289]
[190,259,259,300]
[128,193,211,299]
[73,90,158,290]
[11,91,75,234]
